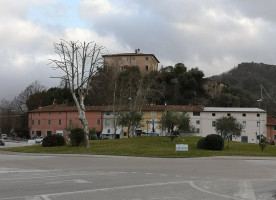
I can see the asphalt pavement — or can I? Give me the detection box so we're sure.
[0,151,275,200]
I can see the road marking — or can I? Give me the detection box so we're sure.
[189,181,243,200]
[0,180,192,199]
[0,171,126,181]
[45,179,90,184]
[237,180,256,200]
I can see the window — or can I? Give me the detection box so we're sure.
[212,121,216,127]
[124,132,127,136]
[106,112,110,115]
[227,113,231,117]
[151,111,156,116]
[257,121,260,127]
[132,57,135,60]
[126,57,128,61]
[47,131,52,136]
[242,113,246,117]
[145,57,149,60]
[242,121,246,128]
[48,120,51,125]
[274,125,276,130]
[97,119,101,125]
[145,66,149,71]
[59,119,62,125]
[196,128,200,133]
[196,120,200,124]
[212,113,216,116]
[106,119,110,126]
[107,129,110,134]
[119,66,123,71]
[257,113,260,117]
[32,120,34,125]
[38,120,40,125]
[69,119,72,125]
[193,112,200,116]
[274,135,276,140]
[49,112,51,116]
[241,136,248,143]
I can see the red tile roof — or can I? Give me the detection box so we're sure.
[103,53,160,63]
[165,105,204,112]
[29,104,203,113]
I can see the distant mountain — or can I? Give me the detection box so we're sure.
[211,62,276,115]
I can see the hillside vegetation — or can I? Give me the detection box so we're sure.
[212,62,276,115]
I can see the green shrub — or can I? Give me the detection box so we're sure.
[197,138,207,149]
[69,128,84,146]
[205,134,224,150]
[42,134,66,147]
[89,128,97,140]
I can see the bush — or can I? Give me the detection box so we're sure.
[89,128,97,140]
[69,128,84,146]
[42,134,66,147]
[197,138,207,149]
[205,134,224,150]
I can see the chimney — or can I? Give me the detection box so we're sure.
[53,99,57,106]
[135,49,141,54]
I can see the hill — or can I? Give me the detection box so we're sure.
[211,62,276,115]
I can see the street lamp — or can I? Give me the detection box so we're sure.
[257,99,262,141]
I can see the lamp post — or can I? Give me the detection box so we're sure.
[257,99,262,141]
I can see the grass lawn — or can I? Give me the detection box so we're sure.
[2,136,276,157]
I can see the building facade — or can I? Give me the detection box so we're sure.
[28,105,103,140]
[102,49,159,74]
[28,105,267,144]
[201,107,266,143]
[266,115,276,144]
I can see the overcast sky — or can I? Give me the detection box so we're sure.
[1,0,276,100]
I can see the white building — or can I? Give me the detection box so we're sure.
[101,110,122,139]
[198,107,266,143]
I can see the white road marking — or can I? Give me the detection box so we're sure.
[0,180,192,199]
[45,179,90,184]
[237,180,256,200]
[189,181,243,200]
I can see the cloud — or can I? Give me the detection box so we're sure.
[77,0,276,77]
[2,0,276,100]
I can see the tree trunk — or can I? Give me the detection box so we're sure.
[72,93,90,148]
[79,110,90,148]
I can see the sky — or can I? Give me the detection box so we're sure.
[1,0,276,100]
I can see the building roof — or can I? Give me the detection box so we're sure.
[203,107,266,113]
[29,104,203,113]
[165,105,204,112]
[102,53,160,63]
[30,105,104,113]
[267,115,276,125]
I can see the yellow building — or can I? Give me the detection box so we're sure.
[102,49,159,74]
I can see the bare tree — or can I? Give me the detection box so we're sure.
[50,40,104,148]
[12,81,46,114]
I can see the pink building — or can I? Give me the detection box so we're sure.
[28,105,103,139]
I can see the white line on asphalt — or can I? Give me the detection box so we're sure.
[237,180,256,200]
[0,171,127,181]
[0,180,193,199]
[189,181,243,200]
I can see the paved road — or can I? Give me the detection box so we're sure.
[0,152,275,200]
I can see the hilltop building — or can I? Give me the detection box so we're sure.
[102,49,159,74]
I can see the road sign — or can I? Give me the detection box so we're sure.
[176,144,188,151]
